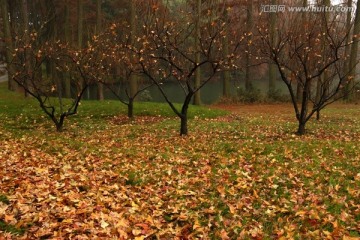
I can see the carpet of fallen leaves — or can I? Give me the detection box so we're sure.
[0,104,360,239]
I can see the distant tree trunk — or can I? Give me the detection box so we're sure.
[21,0,30,97]
[77,0,83,49]
[222,15,230,97]
[65,1,70,43]
[64,0,71,98]
[245,0,253,91]
[343,0,352,78]
[96,0,104,100]
[53,36,64,111]
[193,0,201,105]
[268,0,277,96]
[315,0,330,119]
[128,98,134,119]
[296,0,307,102]
[129,0,138,101]
[346,0,360,101]
[1,0,17,91]
[77,0,84,92]
[221,1,230,98]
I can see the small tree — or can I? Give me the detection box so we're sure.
[259,10,358,135]
[126,3,239,135]
[104,62,154,120]
[96,25,154,119]
[11,32,108,131]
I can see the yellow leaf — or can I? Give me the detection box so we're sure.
[220,229,230,240]
[4,214,14,223]
[135,237,145,240]
[295,211,306,217]
[115,218,129,228]
[178,214,188,221]
[217,186,226,197]
[343,236,360,240]
[117,229,128,238]
[132,228,142,236]
[332,220,338,228]
[100,220,109,228]
[354,173,360,181]
[62,219,73,224]
[193,219,201,230]
[227,204,236,214]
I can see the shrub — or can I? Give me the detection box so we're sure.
[267,88,290,102]
[236,87,263,103]
[138,89,152,102]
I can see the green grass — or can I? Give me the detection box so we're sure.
[0,193,25,236]
[0,220,25,236]
[0,82,359,239]
[0,82,227,134]
[0,194,9,205]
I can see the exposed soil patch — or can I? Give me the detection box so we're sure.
[110,115,171,125]
[210,103,359,115]
[210,103,294,115]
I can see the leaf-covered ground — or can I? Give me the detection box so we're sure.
[0,97,360,239]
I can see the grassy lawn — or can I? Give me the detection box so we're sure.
[0,82,359,239]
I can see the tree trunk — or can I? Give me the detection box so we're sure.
[347,0,360,101]
[64,0,71,98]
[343,0,352,78]
[56,122,63,132]
[222,5,230,97]
[180,115,188,136]
[315,0,330,106]
[245,0,253,91]
[316,110,320,120]
[180,94,192,135]
[296,0,307,102]
[129,0,138,100]
[342,0,352,100]
[1,0,16,91]
[296,83,303,102]
[77,0,84,91]
[22,0,30,97]
[268,65,277,94]
[128,98,134,119]
[56,115,66,132]
[297,122,306,135]
[96,0,104,101]
[77,0,83,49]
[193,0,201,105]
[297,80,310,135]
[268,0,277,96]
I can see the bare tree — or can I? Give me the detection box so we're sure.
[125,2,239,135]
[10,31,109,131]
[97,26,154,119]
[259,10,357,135]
